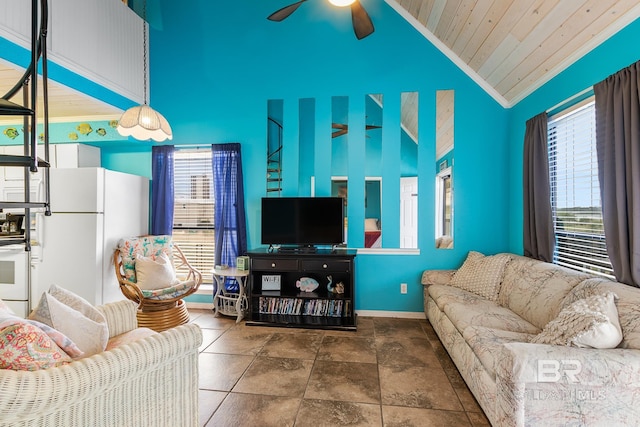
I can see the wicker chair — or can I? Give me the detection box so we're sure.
[114,235,202,332]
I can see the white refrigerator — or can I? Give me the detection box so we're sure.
[36,168,149,305]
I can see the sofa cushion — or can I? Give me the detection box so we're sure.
[450,251,513,301]
[463,326,535,379]
[421,269,455,286]
[0,322,72,370]
[442,298,540,335]
[106,327,158,351]
[498,255,591,329]
[428,284,487,311]
[29,285,109,358]
[531,291,622,348]
[564,278,640,349]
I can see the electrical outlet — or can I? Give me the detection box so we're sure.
[400,283,408,294]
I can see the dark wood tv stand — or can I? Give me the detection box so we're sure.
[246,248,357,331]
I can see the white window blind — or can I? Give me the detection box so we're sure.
[547,99,613,278]
[173,149,215,281]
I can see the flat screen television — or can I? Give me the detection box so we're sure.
[261,197,344,249]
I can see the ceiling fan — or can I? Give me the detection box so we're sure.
[332,122,381,138]
[267,0,375,40]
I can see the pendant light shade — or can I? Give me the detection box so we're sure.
[328,0,356,6]
[116,0,171,142]
[117,104,172,142]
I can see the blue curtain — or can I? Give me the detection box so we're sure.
[151,145,175,235]
[212,143,247,291]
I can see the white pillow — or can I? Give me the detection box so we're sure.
[135,252,178,290]
[29,285,109,358]
[531,292,623,349]
[450,251,512,301]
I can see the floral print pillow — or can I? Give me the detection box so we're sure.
[0,322,72,370]
[118,235,174,283]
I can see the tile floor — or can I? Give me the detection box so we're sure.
[190,309,491,427]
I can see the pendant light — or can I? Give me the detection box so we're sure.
[328,0,356,6]
[117,0,172,142]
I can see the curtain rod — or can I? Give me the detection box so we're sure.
[175,144,211,150]
[546,86,593,114]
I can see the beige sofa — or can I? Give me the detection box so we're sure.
[0,300,202,427]
[422,253,640,426]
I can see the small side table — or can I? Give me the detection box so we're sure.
[212,267,249,323]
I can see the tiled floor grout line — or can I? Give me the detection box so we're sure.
[192,310,490,426]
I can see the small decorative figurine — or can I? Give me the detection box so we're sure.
[327,275,345,294]
[296,277,319,292]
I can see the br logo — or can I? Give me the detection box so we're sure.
[537,359,582,383]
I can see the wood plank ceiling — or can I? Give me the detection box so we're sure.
[2,1,640,127]
[0,59,121,125]
[386,0,640,107]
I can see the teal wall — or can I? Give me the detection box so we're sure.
[508,17,640,255]
[19,2,640,313]
[137,0,509,313]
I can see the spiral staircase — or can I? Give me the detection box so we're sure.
[0,0,51,250]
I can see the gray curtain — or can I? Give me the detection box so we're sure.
[594,60,640,287]
[523,112,555,262]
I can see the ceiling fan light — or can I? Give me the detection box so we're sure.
[116,104,173,142]
[328,0,356,7]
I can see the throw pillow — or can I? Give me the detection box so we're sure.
[531,291,623,348]
[29,285,109,358]
[0,322,72,370]
[450,251,512,301]
[0,297,14,314]
[135,252,178,290]
[0,312,83,359]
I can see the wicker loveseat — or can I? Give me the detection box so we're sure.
[0,300,202,427]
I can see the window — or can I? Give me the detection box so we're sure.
[435,168,452,239]
[547,98,613,278]
[173,149,214,283]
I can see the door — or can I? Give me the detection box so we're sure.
[400,177,418,249]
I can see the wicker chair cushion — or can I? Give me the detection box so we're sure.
[134,252,179,290]
[0,322,72,370]
[119,235,173,283]
[141,280,196,300]
[29,285,108,358]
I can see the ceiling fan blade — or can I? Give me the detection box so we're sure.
[351,1,374,40]
[332,129,349,138]
[267,0,307,22]
[332,123,348,130]
[365,125,382,130]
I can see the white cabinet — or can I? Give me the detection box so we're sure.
[1,145,46,182]
[54,144,100,168]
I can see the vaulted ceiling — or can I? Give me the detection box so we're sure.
[386,0,640,107]
[1,0,639,125]
[0,59,121,125]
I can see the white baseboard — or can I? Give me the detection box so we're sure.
[356,310,426,319]
[186,302,214,310]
